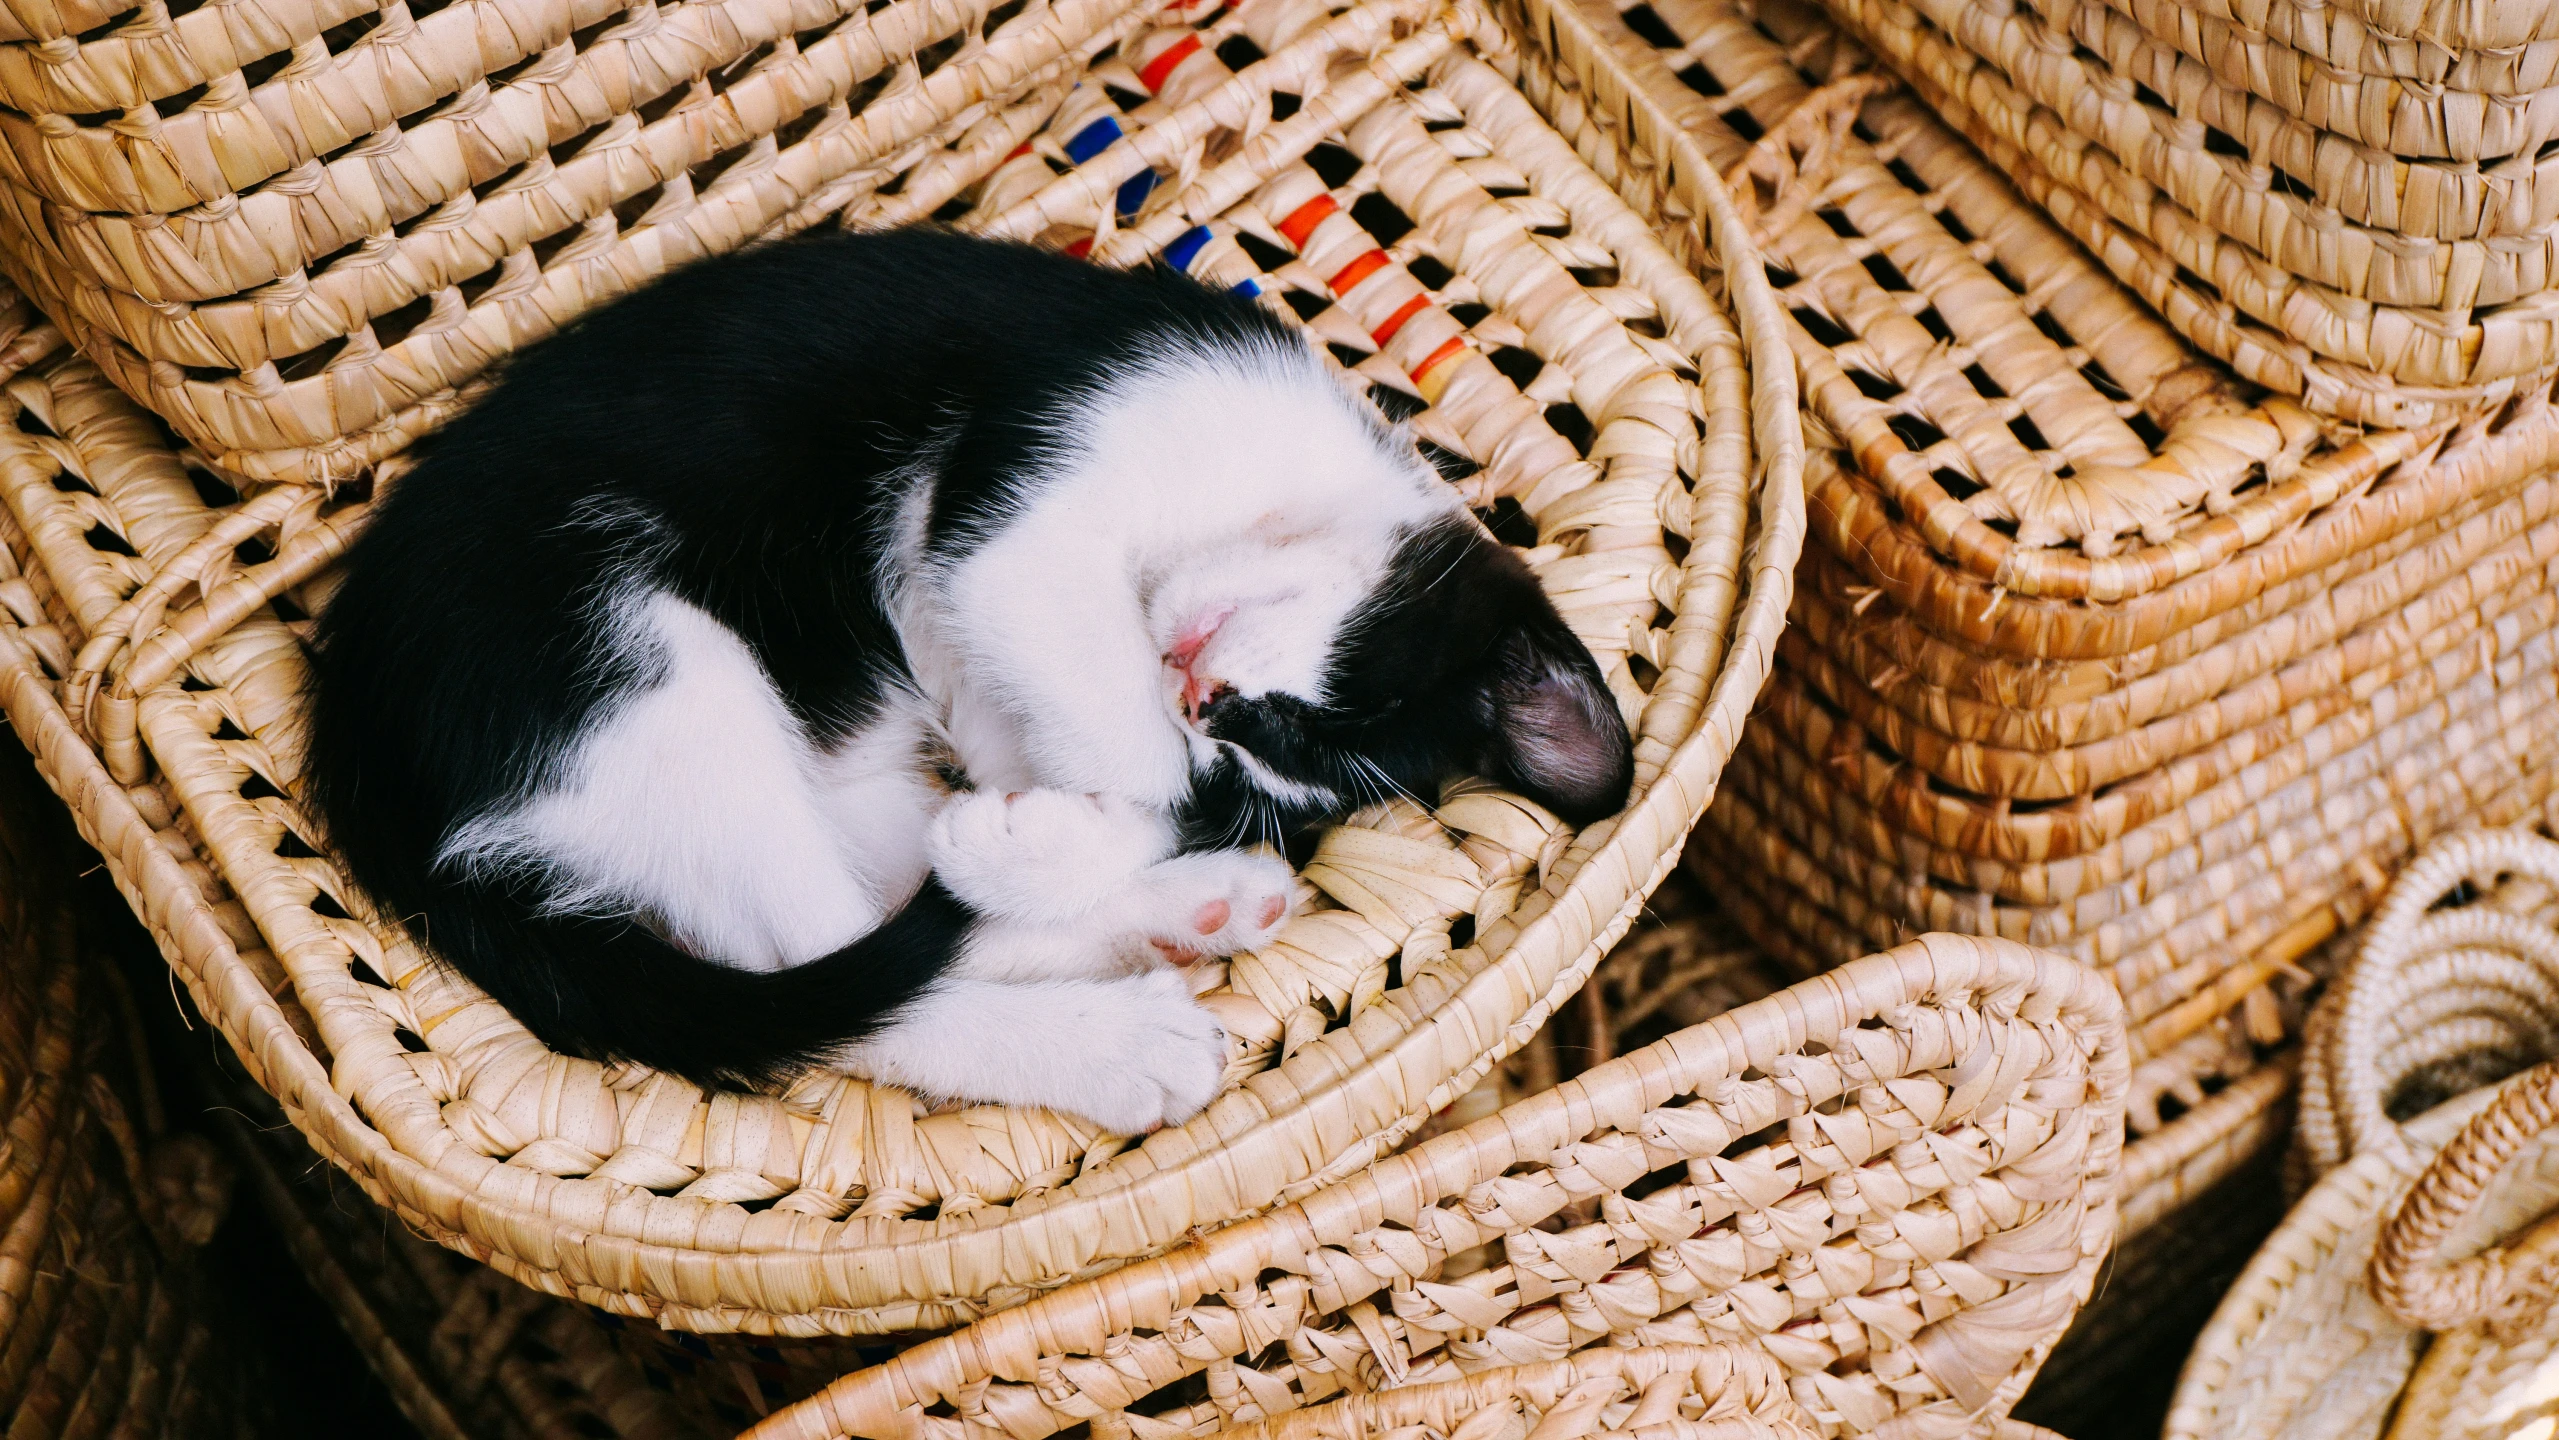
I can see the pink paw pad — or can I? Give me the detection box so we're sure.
[1192,899,1231,936]
[1257,896,1286,929]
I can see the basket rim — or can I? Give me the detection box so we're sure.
[0,0,1806,1335]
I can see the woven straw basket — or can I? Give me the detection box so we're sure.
[1807,0,2559,427]
[2166,826,2559,1440]
[743,933,2127,1440]
[0,0,1176,482]
[0,706,264,1434]
[1198,1348,1821,1440]
[0,0,1805,1339]
[1486,0,2559,1237]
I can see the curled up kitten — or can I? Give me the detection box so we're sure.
[304,228,1633,1134]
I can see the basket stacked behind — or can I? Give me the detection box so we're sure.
[1489,0,2559,1239]
[1802,0,2559,427]
[0,0,1804,1341]
[0,0,1171,482]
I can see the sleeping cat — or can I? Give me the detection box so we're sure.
[305,227,1633,1133]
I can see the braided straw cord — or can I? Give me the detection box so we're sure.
[2297,831,2559,1183]
[746,934,2128,1440]
[1199,1347,1816,1440]
[0,0,1806,1336]
[2370,1062,2559,1336]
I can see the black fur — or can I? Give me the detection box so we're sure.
[306,228,1630,1092]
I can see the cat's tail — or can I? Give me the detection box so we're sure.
[403,873,969,1092]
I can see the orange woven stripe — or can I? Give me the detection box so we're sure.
[1138,33,1204,93]
[1328,250,1389,295]
[1370,294,1429,344]
[1411,335,1467,382]
[1277,195,1337,248]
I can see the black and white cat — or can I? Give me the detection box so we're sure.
[305,228,1632,1133]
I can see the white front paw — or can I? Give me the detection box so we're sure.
[1130,849,1297,963]
[1058,969,1230,1133]
[929,788,1171,922]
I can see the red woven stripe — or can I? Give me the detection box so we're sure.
[1328,249,1390,295]
[1138,33,1204,93]
[1370,294,1429,344]
[1277,194,1337,248]
[1412,336,1467,381]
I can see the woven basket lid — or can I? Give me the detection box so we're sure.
[0,0,1804,1337]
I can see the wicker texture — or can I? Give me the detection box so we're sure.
[1200,1347,1819,1440]
[1489,0,2559,1237]
[747,933,2128,1440]
[0,662,264,1437]
[1812,0,2559,424]
[0,0,1176,481]
[0,0,1804,1338]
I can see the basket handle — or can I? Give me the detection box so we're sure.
[2372,1061,2559,1333]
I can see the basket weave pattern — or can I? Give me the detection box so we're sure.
[1490,0,2559,1236]
[0,0,1161,480]
[1810,0,2559,425]
[0,0,1803,1339]
[749,935,2129,1440]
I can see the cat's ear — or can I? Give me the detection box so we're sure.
[1480,619,1633,824]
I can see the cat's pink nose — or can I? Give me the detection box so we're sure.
[1192,900,1230,936]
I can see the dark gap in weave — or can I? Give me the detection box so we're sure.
[180,363,236,385]
[1350,191,1415,245]
[1546,401,1595,454]
[276,828,324,859]
[188,465,237,508]
[1817,206,1859,237]
[1445,300,1491,326]
[1487,345,1544,389]
[1722,106,1763,143]
[1886,412,1944,449]
[1884,157,1929,196]
[211,716,248,741]
[1979,514,2020,538]
[1763,258,1799,288]
[1851,118,1880,144]
[1269,91,1302,121]
[2492,391,2533,433]
[1626,653,1660,690]
[612,181,670,232]
[1675,63,1724,98]
[1846,368,1902,400]
[2201,124,2246,159]
[1914,305,1953,342]
[406,0,453,17]
[83,522,137,557]
[711,39,784,92]
[1326,342,1372,368]
[1627,311,1668,340]
[47,468,93,496]
[1963,363,2006,398]
[319,11,381,51]
[1215,34,1266,69]
[392,1027,431,1054]
[154,81,211,117]
[1422,441,1482,484]
[470,157,538,201]
[276,335,348,381]
[1567,264,1620,288]
[2271,165,2314,201]
[1936,208,1973,244]
[1791,305,1852,347]
[457,260,506,307]
[1618,4,1684,47]
[368,292,437,348]
[2431,879,2486,910]
[62,108,120,128]
[347,953,392,988]
[1932,465,1982,500]
[272,590,310,623]
[1861,253,1913,291]
[525,222,587,272]
[547,116,613,169]
[14,408,54,439]
[569,11,629,54]
[2125,409,2168,448]
[1235,229,1292,270]
[314,124,387,170]
[236,533,277,565]
[239,47,297,89]
[634,83,696,128]
[2172,261,2222,302]
[1983,256,2026,293]
[2079,359,2129,401]
[1407,253,1454,288]
[239,771,286,801]
[2007,412,2053,451]
[1367,384,1424,422]
[1307,142,1363,188]
[2132,80,2170,112]
[798,12,856,52]
[2031,310,2077,348]
[1103,82,1150,111]
[690,135,763,192]
[1482,496,1539,546]
[70,12,123,43]
[1280,289,1330,321]
[981,0,1029,32]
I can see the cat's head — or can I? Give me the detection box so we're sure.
[1172,514,1635,838]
